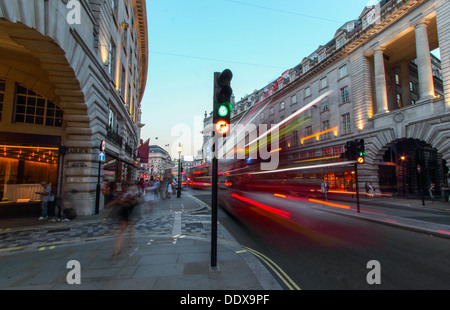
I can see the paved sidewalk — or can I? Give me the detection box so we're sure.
[0,192,283,290]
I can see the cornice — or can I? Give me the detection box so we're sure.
[132,0,148,104]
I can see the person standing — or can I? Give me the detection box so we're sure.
[36,181,52,220]
[321,180,328,201]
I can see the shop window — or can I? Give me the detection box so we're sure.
[14,83,63,127]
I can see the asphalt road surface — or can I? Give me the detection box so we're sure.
[191,188,450,290]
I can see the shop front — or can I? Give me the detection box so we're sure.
[0,132,62,218]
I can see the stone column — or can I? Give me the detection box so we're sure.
[400,61,412,107]
[436,0,450,112]
[415,22,435,101]
[374,47,389,113]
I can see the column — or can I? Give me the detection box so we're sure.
[436,0,450,112]
[400,61,412,107]
[415,22,435,101]
[374,48,389,113]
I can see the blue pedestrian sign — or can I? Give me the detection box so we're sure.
[99,151,105,161]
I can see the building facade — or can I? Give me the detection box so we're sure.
[141,145,172,180]
[0,0,148,216]
[208,0,450,197]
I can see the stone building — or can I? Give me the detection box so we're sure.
[0,0,148,216]
[220,0,450,197]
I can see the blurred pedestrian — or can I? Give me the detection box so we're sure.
[105,184,141,256]
[62,189,78,221]
[36,181,52,220]
[143,176,158,211]
[166,181,172,199]
[429,183,436,204]
[320,180,328,201]
[368,182,375,198]
[159,177,166,199]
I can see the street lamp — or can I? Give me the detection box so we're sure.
[177,143,182,198]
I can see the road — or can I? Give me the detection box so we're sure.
[191,188,450,289]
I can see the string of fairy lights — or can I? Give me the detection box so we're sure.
[1,145,59,165]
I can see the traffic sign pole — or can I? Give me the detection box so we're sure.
[95,140,105,214]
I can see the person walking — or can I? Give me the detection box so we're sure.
[105,184,141,256]
[159,177,166,200]
[166,181,172,199]
[429,183,436,204]
[36,181,52,220]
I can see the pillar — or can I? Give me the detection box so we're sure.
[436,0,450,112]
[400,61,412,107]
[374,47,389,113]
[415,22,435,101]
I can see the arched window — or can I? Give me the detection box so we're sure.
[14,83,63,127]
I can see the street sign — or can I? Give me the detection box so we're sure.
[100,140,106,152]
[99,151,105,161]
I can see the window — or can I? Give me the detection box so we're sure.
[0,79,4,121]
[303,64,309,74]
[337,37,345,49]
[111,0,118,17]
[45,101,63,127]
[321,98,329,112]
[395,73,400,85]
[396,93,402,108]
[108,39,116,77]
[320,77,327,89]
[305,126,312,139]
[322,120,330,139]
[291,94,297,105]
[304,86,311,98]
[339,64,347,78]
[319,52,325,62]
[292,131,298,146]
[120,66,126,96]
[269,107,274,115]
[333,146,343,156]
[322,147,332,157]
[279,101,285,111]
[340,86,350,104]
[342,113,351,134]
[409,81,415,92]
[14,83,62,127]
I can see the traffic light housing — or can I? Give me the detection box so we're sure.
[356,139,365,164]
[341,140,356,160]
[213,69,233,135]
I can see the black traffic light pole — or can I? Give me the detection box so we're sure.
[343,139,362,213]
[211,132,218,269]
[211,69,232,269]
[355,162,360,213]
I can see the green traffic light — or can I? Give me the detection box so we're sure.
[218,104,230,117]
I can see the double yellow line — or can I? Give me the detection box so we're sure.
[237,246,301,290]
[190,194,301,290]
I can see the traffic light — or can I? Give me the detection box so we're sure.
[356,139,365,164]
[213,69,233,135]
[341,140,356,160]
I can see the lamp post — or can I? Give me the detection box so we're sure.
[400,155,406,195]
[177,143,182,198]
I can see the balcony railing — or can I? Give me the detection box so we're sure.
[106,125,123,147]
